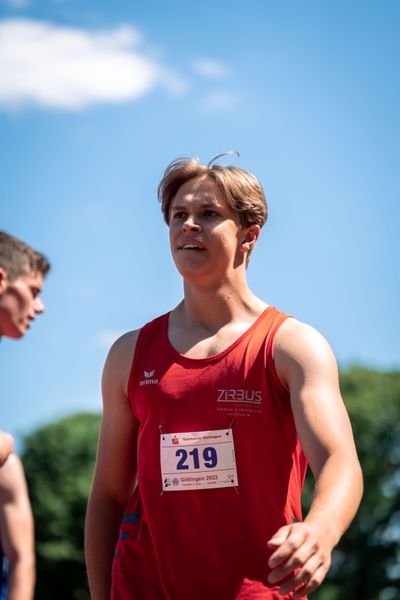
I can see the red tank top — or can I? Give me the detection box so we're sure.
[111,307,308,600]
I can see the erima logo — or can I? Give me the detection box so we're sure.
[139,369,159,386]
[217,389,262,404]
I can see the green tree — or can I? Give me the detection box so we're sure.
[304,368,400,600]
[22,413,101,600]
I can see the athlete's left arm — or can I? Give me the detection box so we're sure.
[266,318,363,598]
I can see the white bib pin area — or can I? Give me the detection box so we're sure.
[160,428,238,491]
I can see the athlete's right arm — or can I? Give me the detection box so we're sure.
[85,330,140,600]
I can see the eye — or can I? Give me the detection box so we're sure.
[30,287,41,298]
[204,209,218,217]
[172,211,186,220]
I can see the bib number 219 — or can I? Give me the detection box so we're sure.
[176,446,217,470]
[160,428,238,491]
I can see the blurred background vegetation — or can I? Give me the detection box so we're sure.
[21,367,400,600]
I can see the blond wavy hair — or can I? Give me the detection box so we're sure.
[157,156,268,228]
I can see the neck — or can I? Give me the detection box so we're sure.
[177,279,266,329]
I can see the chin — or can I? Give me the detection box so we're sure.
[12,332,25,340]
[176,264,207,280]
[7,327,26,340]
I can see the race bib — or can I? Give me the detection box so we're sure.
[160,428,238,491]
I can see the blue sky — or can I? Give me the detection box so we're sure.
[1,0,399,444]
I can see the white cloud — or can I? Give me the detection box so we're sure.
[0,19,185,109]
[96,329,125,349]
[193,58,230,79]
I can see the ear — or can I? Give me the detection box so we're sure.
[239,224,261,254]
[0,269,8,295]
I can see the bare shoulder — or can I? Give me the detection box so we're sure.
[106,329,141,365]
[0,454,26,498]
[273,319,360,482]
[94,331,142,499]
[103,329,141,396]
[274,318,338,389]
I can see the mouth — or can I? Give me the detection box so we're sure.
[178,242,206,251]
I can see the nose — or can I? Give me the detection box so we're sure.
[182,216,201,233]
[34,297,45,314]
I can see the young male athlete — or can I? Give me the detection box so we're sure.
[0,231,50,599]
[85,156,363,599]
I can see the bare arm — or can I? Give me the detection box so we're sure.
[267,319,363,598]
[0,454,35,600]
[85,331,139,600]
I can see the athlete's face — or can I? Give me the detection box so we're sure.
[169,177,254,283]
[0,270,45,339]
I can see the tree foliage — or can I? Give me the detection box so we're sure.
[22,413,100,600]
[21,368,400,599]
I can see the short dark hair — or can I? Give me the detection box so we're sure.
[0,231,50,281]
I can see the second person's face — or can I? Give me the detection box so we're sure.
[0,270,45,339]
